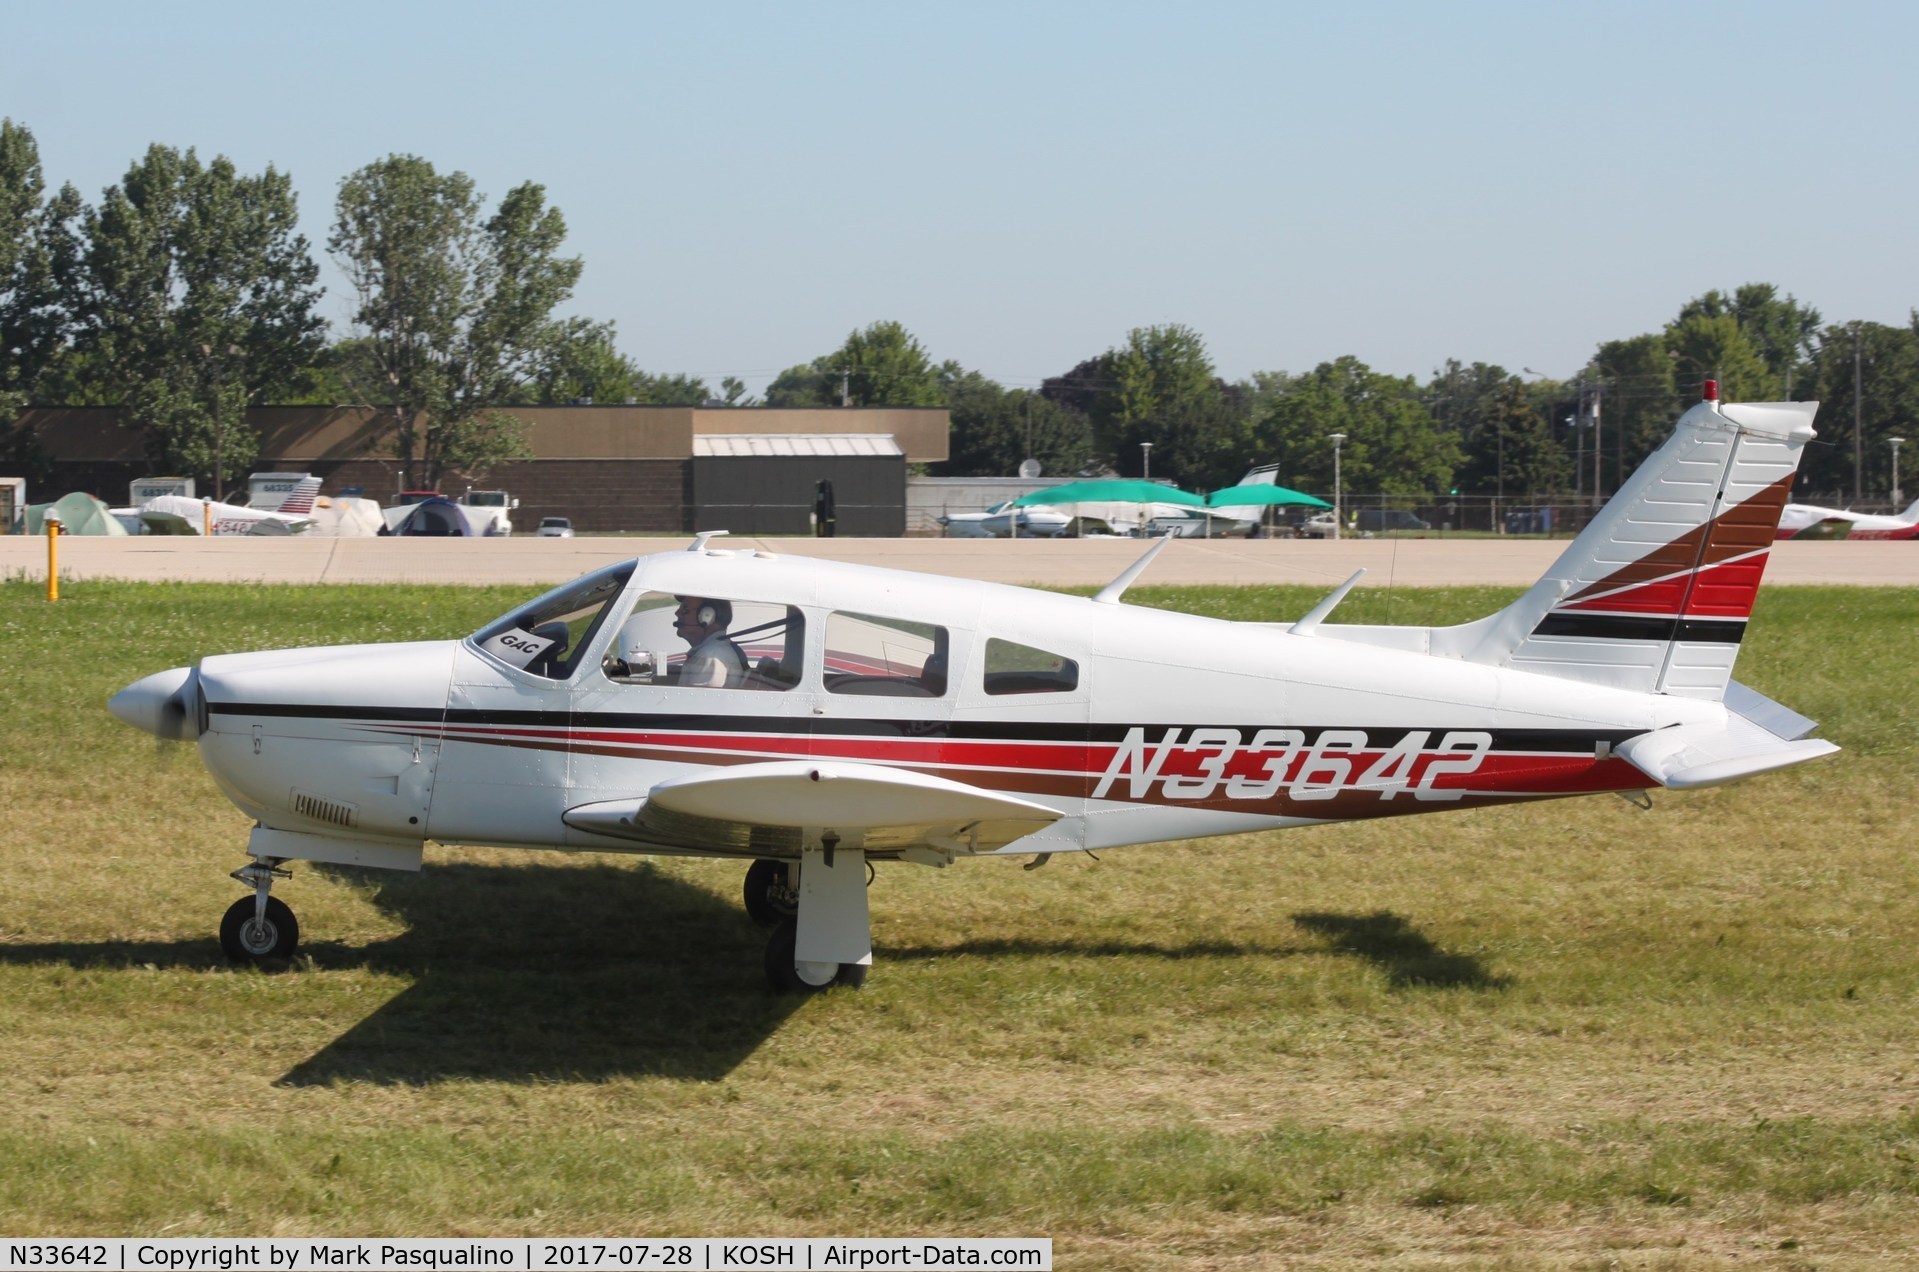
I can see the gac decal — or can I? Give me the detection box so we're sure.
[1091,727,1494,802]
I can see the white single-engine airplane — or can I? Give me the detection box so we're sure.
[135,475,323,536]
[1774,495,1919,541]
[111,386,1839,991]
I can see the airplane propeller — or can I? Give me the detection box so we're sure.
[108,665,205,742]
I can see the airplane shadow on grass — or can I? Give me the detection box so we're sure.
[874,910,1510,991]
[277,860,804,1086]
[1291,910,1512,990]
[0,859,803,1085]
[0,866,1504,1085]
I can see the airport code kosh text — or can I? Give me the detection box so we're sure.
[1,1241,1050,1272]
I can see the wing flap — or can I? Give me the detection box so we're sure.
[564,760,1061,855]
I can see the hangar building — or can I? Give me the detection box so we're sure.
[8,403,949,535]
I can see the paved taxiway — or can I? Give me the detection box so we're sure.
[3,534,1915,588]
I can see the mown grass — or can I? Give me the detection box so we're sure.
[1,578,1916,1267]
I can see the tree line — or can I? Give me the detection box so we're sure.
[5,117,1915,502]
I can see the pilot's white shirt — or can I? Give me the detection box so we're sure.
[682,630,747,688]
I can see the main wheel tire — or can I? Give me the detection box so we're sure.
[743,858,799,929]
[762,918,868,993]
[219,895,299,963]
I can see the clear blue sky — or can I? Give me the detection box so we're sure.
[6,1,1914,396]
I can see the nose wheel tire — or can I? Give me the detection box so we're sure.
[220,895,300,962]
[743,858,799,929]
[763,917,867,993]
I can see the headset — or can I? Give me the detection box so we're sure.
[679,597,725,628]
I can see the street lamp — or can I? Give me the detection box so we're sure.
[1140,442,1152,482]
[1892,436,1906,508]
[1328,433,1346,541]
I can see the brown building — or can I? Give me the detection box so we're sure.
[11,404,949,534]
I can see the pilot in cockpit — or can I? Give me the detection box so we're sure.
[672,595,747,688]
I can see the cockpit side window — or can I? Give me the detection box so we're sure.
[469,563,635,680]
[825,612,948,697]
[603,592,804,691]
[983,638,1079,695]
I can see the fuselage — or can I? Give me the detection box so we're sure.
[179,547,1713,863]
[1775,499,1919,540]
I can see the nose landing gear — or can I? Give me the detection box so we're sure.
[220,858,299,962]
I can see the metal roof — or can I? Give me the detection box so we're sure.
[693,433,904,458]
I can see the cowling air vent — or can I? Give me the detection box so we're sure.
[291,790,359,828]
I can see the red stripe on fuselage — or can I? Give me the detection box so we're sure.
[380,722,1652,820]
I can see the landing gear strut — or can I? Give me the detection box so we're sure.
[220,858,299,962]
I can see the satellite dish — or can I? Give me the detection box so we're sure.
[1018,458,1042,479]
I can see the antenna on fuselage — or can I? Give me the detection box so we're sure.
[687,530,731,552]
[1290,569,1367,636]
[1092,533,1176,605]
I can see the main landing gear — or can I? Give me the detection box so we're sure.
[220,858,299,962]
[746,848,872,994]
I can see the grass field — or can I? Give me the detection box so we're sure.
[1,578,1915,1268]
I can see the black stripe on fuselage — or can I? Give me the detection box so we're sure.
[1531,613,1746,643]
[206,701,1637,753]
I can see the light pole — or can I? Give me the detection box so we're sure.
[1328,433,1346,541]
[1892,436,1906,508]
[1140,442,1152,482]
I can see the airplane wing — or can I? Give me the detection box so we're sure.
[138,506,198,534]
[564,760,1062,857]
[1791,517,1853,540]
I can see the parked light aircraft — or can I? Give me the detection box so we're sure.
[127,475,323,536]
[110,387,1839,991]
[135,493,318,536]
[1774,496,1919,541]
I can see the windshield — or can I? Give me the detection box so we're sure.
[468,561,635,680]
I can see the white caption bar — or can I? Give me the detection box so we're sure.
[0,1240,1051,1272]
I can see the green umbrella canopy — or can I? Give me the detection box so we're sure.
[1014,480,1206,508]
[1206,483,1330,509]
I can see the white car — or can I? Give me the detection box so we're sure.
[937,501,1074,538]
[536,516,574,538]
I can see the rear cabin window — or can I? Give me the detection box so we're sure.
[983,638,1079,695]
[825,612,948,697]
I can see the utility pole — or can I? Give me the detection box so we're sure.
[1591,379,1603,499]
[1853,324,1864,506]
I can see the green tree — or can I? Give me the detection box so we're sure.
[765,320,946,407]
[1675,283,1820,395]
[1044,324,1249,489]
[329,155,590,488]
[67,143,323,490]
[531,326,710,405]
[1251,356,1460,497]
[0,119,79,422]
[1426,362,1569,497]
[1799,321,1919,504]
[937,370,1094,478]
[1580,334,1679,489]
[1665,311,1777,402]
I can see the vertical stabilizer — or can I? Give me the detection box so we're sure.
[1455,393,1817,699]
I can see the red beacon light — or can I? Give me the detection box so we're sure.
[1702,378,1720,402]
